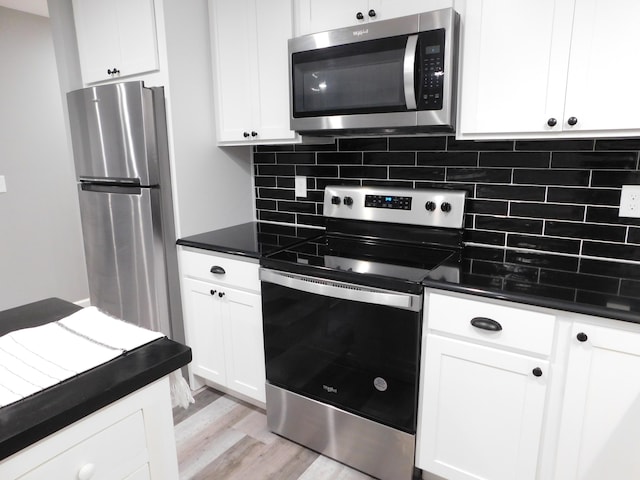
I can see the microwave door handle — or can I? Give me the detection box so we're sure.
[403,34,419,110]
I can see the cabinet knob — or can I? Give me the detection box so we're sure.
[425,201,436,212]
[532,367,543,377]
[210,289,217,296]
[470,317,503,332]
[577,332,588,342]
[343,196,354,206]
[368,9,376,18]
[210,266,226,275]
[218,291,225,298]
[547,117,557,127]
[107,68,120,75]
[567,116,578,126]
[77,463,96,480]
[441,202,452,213]
[356,11,364,20]
[251,131,258,137]
[331,195,341,205]
[243,132,250,138]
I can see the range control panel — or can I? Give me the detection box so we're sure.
[324,186,467,229]
[364,195,412,210]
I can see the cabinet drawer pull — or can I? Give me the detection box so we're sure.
[577,332,588,342]
[210,266,226,275]
[532,367,543,377]
[470,317,502,332]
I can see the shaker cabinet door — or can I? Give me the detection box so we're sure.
[417,334,548,480]
[458,0,572,137]
[554,322,640,479]
[562,0,640,134]
[72,0,159,84]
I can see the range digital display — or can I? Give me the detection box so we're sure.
[365,195,412,210]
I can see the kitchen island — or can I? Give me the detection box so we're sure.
[0,297,191,479]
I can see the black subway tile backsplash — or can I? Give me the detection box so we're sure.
[479,151,550,168]
[551,151,638,170]
[507,234,581,255]
[254,135,640,264]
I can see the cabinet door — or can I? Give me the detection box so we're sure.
[181,278,227,385]
[371,0,454,22]
[554,322,640,479]
[563,0,640,134]
[295,0,370,35]
[72,0,159,84]
[458,0,574,138]
[210,0,254,143]
[252,0,297,143]
[417,334,548,480]
[221,286,266,403]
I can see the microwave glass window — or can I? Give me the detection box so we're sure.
[293,36,409,117]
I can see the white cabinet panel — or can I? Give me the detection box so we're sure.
[182,277,227,385]
[72,0,159,84]
[417,334,548,480]
[458,0,572,136]
[563,0,640,134]
[179,248,265,403]
[459,0,640,138]
[210,0,297,144]
[554,322,640,479]
[295,0,453,35]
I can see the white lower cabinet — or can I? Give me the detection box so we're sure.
[417,292,553,480]
[0,377,177,480]
[179,248,265,404]
[554,321,640,480]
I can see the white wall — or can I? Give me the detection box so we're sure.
[0,6,88,310]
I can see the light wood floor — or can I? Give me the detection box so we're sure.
[172,387,377,480]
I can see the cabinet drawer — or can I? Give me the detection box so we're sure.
[179,249,260,292]
[19,410,147,480]
[426,293,556,356]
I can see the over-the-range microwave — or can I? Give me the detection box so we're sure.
[288,8,460,137]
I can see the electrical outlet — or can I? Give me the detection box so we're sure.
[619,185,640,218]
[0,176,6,193]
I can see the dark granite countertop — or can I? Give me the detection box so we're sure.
[176,221,322,258]
[423,246,640,324]
[0,298,192,461]
[177,222,640,324]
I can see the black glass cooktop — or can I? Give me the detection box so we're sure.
[261,233,461,294]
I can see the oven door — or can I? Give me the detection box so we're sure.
[260,268,422,433]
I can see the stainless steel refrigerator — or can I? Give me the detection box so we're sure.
[67,81,183,342]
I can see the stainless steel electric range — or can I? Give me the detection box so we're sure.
[259,186,467,480]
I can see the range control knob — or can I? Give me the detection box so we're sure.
[425,201,436,212]
[441,202,452,213]
[331,196,341,205]
[343,196,354,206]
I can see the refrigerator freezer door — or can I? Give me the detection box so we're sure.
[67,82,159,186]
[77,184,171,335]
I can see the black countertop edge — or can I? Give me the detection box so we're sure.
[176,238,261,259]
[0,298,192,461]
[1,338,191,461]
[422,280,640,324]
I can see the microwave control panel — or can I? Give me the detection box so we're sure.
[417,29,446,111]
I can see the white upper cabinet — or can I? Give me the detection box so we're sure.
[72,0,160,85]
[295,0,455,36]
[210,0,297,145]
[458,0,640,139]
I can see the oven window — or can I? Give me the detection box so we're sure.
[292,35,409,117]
[262,281,421,433]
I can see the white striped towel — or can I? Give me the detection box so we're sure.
[0,306,164,408]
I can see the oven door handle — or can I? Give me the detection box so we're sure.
[259,269,422,312]
[403,34,419,111]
